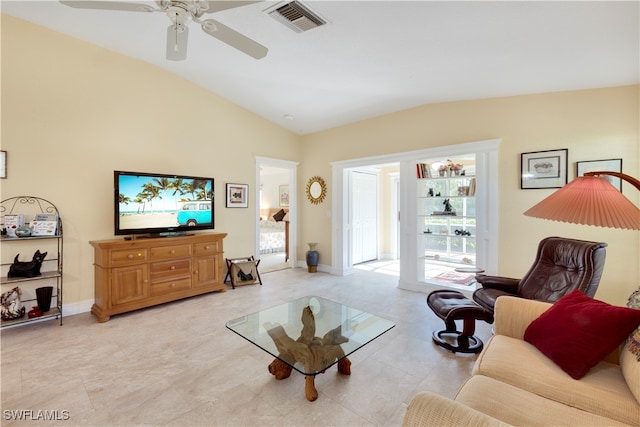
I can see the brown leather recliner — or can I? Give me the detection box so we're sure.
[473,236,607,315]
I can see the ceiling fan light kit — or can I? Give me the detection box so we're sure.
[59,0,268,60]
[166,24,189,61]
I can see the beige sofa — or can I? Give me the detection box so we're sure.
[403,296,640,426]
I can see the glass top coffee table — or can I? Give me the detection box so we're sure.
[226,295,396,401]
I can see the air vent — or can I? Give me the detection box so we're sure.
[267,1,326,33]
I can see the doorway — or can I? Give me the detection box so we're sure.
[255,157,298,272]
[331,138,500,292]
[351,170,378,265]
[346,164,400,270]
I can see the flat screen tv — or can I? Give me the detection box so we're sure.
[114,171,214,237]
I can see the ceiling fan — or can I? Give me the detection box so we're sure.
[59,0,268,61]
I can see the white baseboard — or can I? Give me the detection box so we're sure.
[62,299,93,316]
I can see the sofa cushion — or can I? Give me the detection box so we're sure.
[623,288,640,404]
[456,375,630,426]
[523,289,640,379]
[627,288,640,360]
[474,335,640,425]
[404,391,511,427]
[621,338,640,405]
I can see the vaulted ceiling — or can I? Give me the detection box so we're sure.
[2,1,638,135]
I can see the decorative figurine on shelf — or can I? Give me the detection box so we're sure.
[28,306,43,319]
[443,199,453,213]
[428,188,434,197]
[455,229,472,236]
[1,287,25,320]
[8,250,48,278]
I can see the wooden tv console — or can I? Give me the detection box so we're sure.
[89,233,227,322]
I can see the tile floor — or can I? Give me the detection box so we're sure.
[258,252,289,273]
[1,266,492,426]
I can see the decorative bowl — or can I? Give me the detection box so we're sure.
[14,226,32,237]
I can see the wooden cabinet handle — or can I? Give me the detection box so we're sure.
[170,283,176,287]
[127,254,134,259]
[170,265,176,270]
[170,250,175,254]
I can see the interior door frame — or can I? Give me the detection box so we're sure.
[390,172,400,260]
[330,139,500,287]
[255,156,299,268]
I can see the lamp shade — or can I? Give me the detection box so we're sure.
[523,176,640,230]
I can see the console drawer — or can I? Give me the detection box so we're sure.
[150,277,192,296]
[110,249,148,266]
[194,241,220,255]
[150,244,192,260]
[150,259,191,282]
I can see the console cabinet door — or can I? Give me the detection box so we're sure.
[111,264,149,306]
[193,255,219,287]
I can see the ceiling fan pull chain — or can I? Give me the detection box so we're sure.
[174,12,179,52]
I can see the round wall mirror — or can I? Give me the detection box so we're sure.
[305,176,327,205]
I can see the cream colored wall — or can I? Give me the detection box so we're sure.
[260,172,289,211]
[1,16,301,308]
[301,86,639,305]
[378,166,399,259]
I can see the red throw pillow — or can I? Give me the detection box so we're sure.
[524,289,640,379]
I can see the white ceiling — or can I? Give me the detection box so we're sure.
[2,1,639,135]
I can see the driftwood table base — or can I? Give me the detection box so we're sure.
[268,356,352,401]
[226,296,395,403]
[264,306,353,401]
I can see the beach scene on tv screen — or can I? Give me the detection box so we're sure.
[118,175,213,229]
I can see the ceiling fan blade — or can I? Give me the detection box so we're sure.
[59,1,155,12]
[166,25,189,61]
[201,19,267,59]
[203,1,264,14]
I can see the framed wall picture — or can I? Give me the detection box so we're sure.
[577,158,623,192]
[0,151,6,179]
[226,183,248,208]
[279,185,289,207]
[521,149,568,189]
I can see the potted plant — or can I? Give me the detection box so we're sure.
[438,164,448,177]
[451,163,463,176]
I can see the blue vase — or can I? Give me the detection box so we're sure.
[306,243,319,273]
